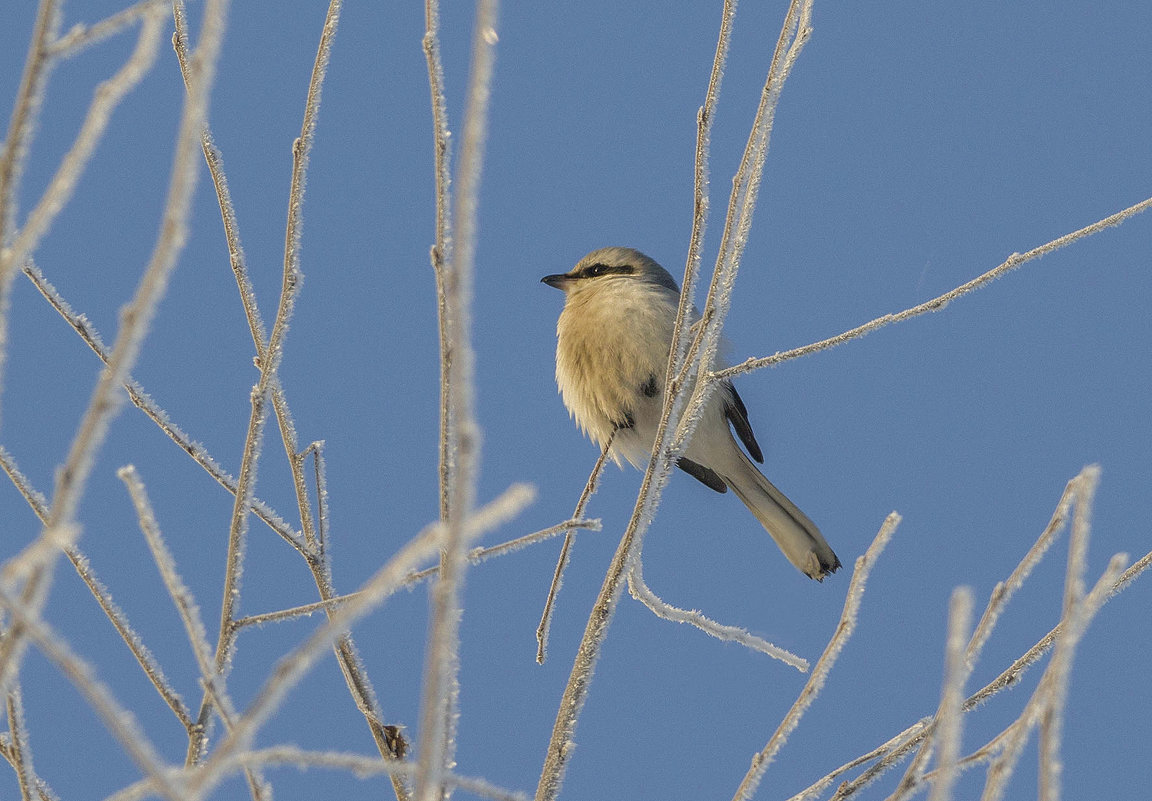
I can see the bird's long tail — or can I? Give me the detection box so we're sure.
[723,451,841,581]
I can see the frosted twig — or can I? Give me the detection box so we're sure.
[423,0,455,524]
[48,0,169,58]
[235,512,588,631]
[6,687,39,801]
[172,4,406,780]
[301,441,331,556]
[0,0,226,707]
[627,560,809,671]
[730,512,898,801]
[9,8,164,278]
[414,2,499,799]
[670,0,736,378]
[675,0,813,457]
[714,194,1152,381]
[117,467,235,722]
[0,0,58,237]
[460,517,600,569]
[173,2,318,566]
[234,597,357,630]
[927,588,972,801]
[0,1,60,413]
[186,486,533,800]
[0,447,195,729]
[906,548,1128,799]
[1036,469,1097,801]
[786,469,1081,801]
[535,5,815,799]
[536,437,614,664]
[2,3,160,477]
[190,486,530,797]
[0,587,179,800]
[182,0,339,771]
[887,588,973,801]
[789,470,1151,801]
[964,478,1075,666]
[19,261,305,552]
[981,548,1127,801]
[984,468,1098,801]
[105,747,529,801]
[221,749,529,801]
[0,730,58,801]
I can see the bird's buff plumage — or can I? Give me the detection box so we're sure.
[542,246,841,581]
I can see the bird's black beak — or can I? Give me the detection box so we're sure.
[541,273,572,290]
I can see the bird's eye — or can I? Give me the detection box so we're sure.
[586,263,610,277]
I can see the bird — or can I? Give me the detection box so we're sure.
[541,246,840,581]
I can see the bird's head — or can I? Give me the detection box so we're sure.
[541,247,680,295]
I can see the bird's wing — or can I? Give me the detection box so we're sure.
[724,382,764,463]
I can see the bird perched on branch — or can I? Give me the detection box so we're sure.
[542,246,840,581]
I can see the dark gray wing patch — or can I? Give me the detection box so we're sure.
[677,457,728,493]
[613,410,636,431]
[724,383,763,463]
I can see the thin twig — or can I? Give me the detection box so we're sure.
[0,1,61,416]
[9,9,165,281]
[117,467,238,724]
[714,194,1152,381]
[19,260,306,553]
[182,0,340,769]
[0,446,194,729]
[675,0,813,456]
[0,0,227,708]
[929,589,973,801]
[423,0,454,524]
[0,587,180,800]
[730,512,898,801]
[414,2,500,800]
[627,559,809,671]
[48,0,169,58]
[6,687,38,801]
[235,515,599,631]
[105,747,529,801]
[535,6,814,799]
[171,2,409,780]
[185,485,532,800]
[669,0,736,379]
[788,471,1152,801]
[536,437,614,664]
[902,554,1131,800]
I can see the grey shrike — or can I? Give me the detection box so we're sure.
[542,246,841,581]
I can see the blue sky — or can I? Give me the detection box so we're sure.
[2,2,1150,800]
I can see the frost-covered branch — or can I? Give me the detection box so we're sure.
[414,2,500,798]
[731,512,898,801]
[713,195,1152,382]
[536,436,614,664]
[0,0,227,711]
[627,559,809,671]
[18,261,305,552]
[536,5,815,799]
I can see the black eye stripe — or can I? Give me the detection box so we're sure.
[578,262,633,279]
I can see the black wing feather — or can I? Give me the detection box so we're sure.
[677,458,728,493]
[724,383,763,463]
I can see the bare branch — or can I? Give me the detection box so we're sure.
[627,560,809,671]
[715,195,1152,381]
[414,1,501,799]
[18,261,306,553]
[731,512,898,801]
[536,5,816,798]
[48,0,169,58]
[536,436,614,664]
